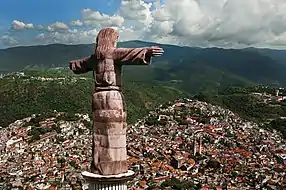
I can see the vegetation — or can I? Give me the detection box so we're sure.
[161,177,195,189]
[2,67,286,139]
[1,41,286,88]
[0,69,188,127]
[268,119,286,139]
[1,41,286,139]
[196,86,286,138]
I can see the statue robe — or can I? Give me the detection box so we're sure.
[69,47,152,175]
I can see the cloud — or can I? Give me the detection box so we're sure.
[2,0,286,49]
[35,33,45,41]
[33,29,98,45]
[10,20,68,32]
[120,0,153,28]
[145,0,286,48]
[51,29,98,44]
[47,22,69,32]
[0,35,19,46]
[70,20,83,27]
[81,8,124,28]
[11,20,34,30]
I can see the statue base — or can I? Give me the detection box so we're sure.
[81,170,135,190]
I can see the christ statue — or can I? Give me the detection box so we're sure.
[69,28,164,175]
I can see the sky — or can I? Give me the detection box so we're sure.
[0,0,286,49]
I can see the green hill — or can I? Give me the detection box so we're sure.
[195,86,286,138]
[1,41,286,127]
[1,41,286,87]
[0,69,188,127]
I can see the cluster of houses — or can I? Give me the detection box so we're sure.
[0,99,285,189]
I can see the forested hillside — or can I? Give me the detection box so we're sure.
[0,69,187,127]
[1,41,286,87]
[1,41,286,131]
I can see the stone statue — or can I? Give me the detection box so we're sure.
[69,28,164,175]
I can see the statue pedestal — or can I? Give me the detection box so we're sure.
[82,170,135,190]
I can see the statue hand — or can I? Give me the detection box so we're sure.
[70,59,84,65]
[147,46,164,57]
[69,60,77,64]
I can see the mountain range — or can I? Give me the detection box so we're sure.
[1,41,286,92]
[1,41,286,127]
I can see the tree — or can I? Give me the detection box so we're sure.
[28,134,40,143]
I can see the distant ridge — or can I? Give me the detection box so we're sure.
[0,40,286,88]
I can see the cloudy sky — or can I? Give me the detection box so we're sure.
[0,0,286,49]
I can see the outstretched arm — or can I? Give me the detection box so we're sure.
[114,46,163,65]
[69,54,96,74]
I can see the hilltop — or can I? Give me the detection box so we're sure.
[0,98,285,189]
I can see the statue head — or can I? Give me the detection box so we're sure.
[95,28,119,59]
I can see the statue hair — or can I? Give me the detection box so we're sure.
[95,28,118,59]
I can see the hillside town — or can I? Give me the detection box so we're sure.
[252,89,286,103]
[0,71,89,83]
[0,99,285,189]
